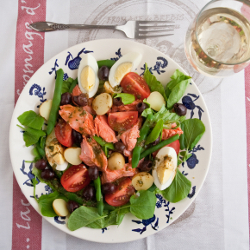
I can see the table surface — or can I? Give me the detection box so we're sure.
[2,0,249,249]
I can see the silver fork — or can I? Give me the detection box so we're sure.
[29,20,175,39]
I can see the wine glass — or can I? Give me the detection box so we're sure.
[185,0,250,77]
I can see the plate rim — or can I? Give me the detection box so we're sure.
[9,38,213,243]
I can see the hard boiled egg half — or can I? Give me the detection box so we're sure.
[78,53,99,98]
[108,52,142,88]
[152,146,177,190]
[45,129,68,171]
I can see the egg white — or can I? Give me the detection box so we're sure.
[152,146,177,190]
[77,53,99,98]
[108,52,142,87]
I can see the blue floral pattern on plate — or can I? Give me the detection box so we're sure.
[29,84,47,108]
[65,48,93,70]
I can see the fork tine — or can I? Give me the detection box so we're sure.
[139,25,175,30]
[138,21,174,25]
[139,25,175,28]
[136,33,174,39]
[139,29,174,34]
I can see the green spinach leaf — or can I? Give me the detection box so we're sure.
[17,125,46,147]
[167,79,190,109]
[18,110,44,130]
[165,69,191,97]
[160,169,191,203]
[68,206,107,230]
[23,127,46,147]
[104,206,130,227]
[165,69,192,109]
[114,93,135,105]
[143,64,167,101]
[38,191,65,217]
[179,118,205,150]
[61,77,77,94]
[145,119,163,145]
[130,190,156,219]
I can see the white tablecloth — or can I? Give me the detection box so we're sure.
[1,0,249,249]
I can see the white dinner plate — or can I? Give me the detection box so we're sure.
[9,39,212,243]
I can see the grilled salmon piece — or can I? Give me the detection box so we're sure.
[94,115,118,143]
[120,121,140,151]
[79,136,107,171]
[59,105,95,136]
[101,163,138,184]
[72,85,82,96]
[83,105,96,116]
[161,127,183,140]
[111,100,141,112]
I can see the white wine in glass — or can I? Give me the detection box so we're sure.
[185,0,250,77]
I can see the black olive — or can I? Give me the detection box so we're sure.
[60,92,72,105]
[72,93,88,106]
[35,159,47,170]
[113,97,123,106]
[72,129,83,145]
[102,183,116,194]
[82,185,95,201]
[88,167,99,180]
[136,102,148,113]
[98,66,110,81]
[114,141,126,154]
[40,169,55,180]
[67,200,79,213]
[138,160,153,172]
[173,103,187,116]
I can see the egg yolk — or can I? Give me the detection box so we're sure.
[114,62,132,83]
[80,66,95,92]
[157,155,174,184]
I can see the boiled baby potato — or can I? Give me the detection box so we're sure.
[132,172,154,191]
[104,81,122,95]
[52,199,69,217]
[92,93,113,115]
[39,99,52,120]
[147,91,166,111]
[64,147,82,165]
[108,152,125,171]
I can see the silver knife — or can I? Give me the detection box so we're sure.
[29,22,71,32]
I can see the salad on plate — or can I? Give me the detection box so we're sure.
[16,51,205,231]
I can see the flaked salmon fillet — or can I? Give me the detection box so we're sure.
[101,163,138,184]
[59,105,95,136]
[161,127,183,140]
[120,121,140,151]
[72,85,82,96]
[83,105,96,116]
[111,100,141,112]
[79,136,107,171]
[94,115,118,143]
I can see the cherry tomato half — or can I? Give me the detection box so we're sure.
[61,164,91,192]
[152,140,180,158]
[167,140,180,155]
[105,178,135,207]
[108,111,138,133]
[55,119,73,147]
[120,72,150,100]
